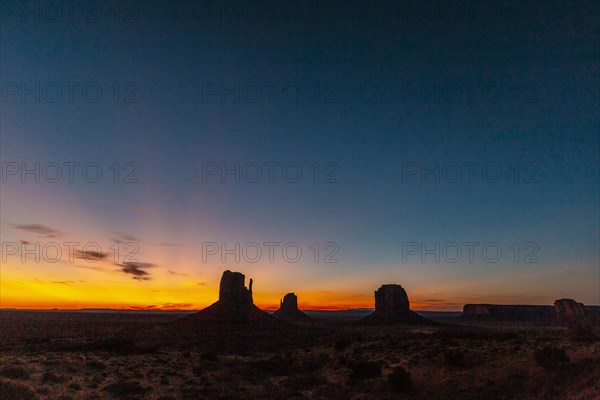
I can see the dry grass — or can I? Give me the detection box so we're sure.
[0,312,598,399]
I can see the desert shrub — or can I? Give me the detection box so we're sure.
[103,380,148,398]
[64,364,77,373]
[421,348,439,361]
[444,349,465,367]
[287,372,326,389]
[335,338,350,351]
[388,366,412,392]
[534,346,569,368]
[318,352,331,363]
[568,324,599,342]
[201,351,218,362]
[349,361,382,381]
[41,371,64,384]
[0,379,38,400]
[85,360,106,370]
[300,354,329,371]
[248,355,296,376]
[0,366,29,380]
[93,338,134,353]
[68,382,82,390]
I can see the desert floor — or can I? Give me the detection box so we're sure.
[1,311,599,400]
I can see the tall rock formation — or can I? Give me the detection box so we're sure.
[174,270,290,343]
[218,270,253,307]
[362,284,432,324]
[273,293,312,323]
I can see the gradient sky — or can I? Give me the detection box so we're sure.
[1,0,598,310]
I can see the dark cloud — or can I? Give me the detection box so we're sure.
[118,262,156,281]
[129,305,157,310]
[12,224,63,238]
[74,249,107,261]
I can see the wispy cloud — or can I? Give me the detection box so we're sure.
[154,242,184,247]
[128,303,194,310]
[113,232,139,243]
[71,264,119,275]
[168,270,188,277]
[11,223,63,238]
[22,279,84,285]
[110,233,182,248]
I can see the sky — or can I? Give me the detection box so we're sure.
[1,0,598,311]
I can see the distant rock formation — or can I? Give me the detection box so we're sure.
[462,304,492,318]
[462,299,598,326]
[273,293,312,323]
[462,304,555,323]
[362,284,432,325]
[554,299,588,325]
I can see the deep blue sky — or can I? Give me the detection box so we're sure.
[1,0,598,309]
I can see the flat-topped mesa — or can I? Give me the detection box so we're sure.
[218,270,253,306]
[273,292,312,323]
[375,284,410,315]
[363,284,433,325]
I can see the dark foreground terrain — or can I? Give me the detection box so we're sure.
[1,310,599,400]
